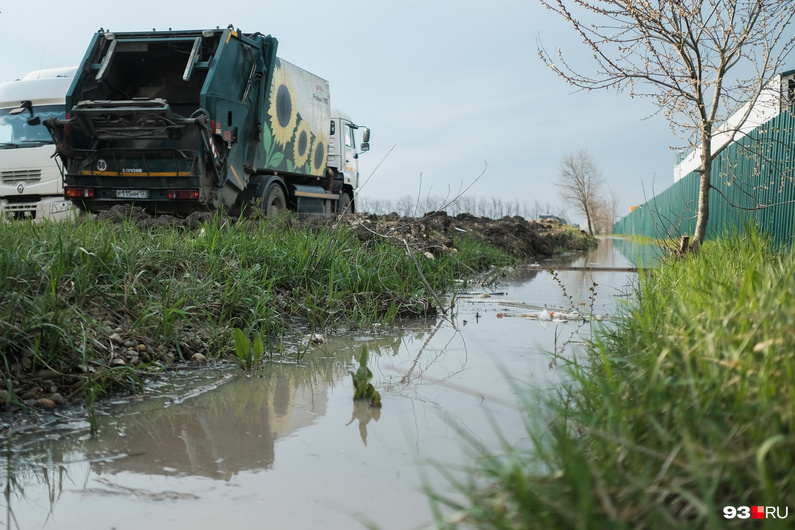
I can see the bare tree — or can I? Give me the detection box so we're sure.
[598,188,622,233]
[590,197,608,234]
[590,188,620,234]
[538,0,795,244]
[531,199,543,220]
[557,149,603,235]
[606,187,621,233]
[358,195,537,218]
[395,195,417,217]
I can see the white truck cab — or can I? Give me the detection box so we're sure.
[0,67,77,221]
[328,108,369,211]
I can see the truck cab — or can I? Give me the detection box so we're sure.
[328,108,369,213]
[0,67,77,221]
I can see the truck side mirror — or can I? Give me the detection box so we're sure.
[9,101,41,125]
[10,100,34,117]
[360,127,370,152]
[10,100,41,125]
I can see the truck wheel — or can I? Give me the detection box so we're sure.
[338,192,352,216]
[263,182,286,216]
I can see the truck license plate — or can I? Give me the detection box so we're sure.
[116,190,149,199]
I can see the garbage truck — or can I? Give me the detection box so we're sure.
[0,67,77,221]
[44,27,369,216]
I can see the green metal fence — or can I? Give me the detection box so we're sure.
[613,110,795,247]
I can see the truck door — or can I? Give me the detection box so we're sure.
[341,120,359,189]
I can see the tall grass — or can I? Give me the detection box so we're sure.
[435,228,794,529]
[0,213,515,397]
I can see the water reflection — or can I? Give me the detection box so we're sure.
[346,400,381,446]
[87,335,415,480]
[0,238,651,529]
[1,329,449,528]
[92,375,281,480]
[467,237,646,322]
[610,236,663,267]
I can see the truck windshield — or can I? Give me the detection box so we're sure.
[0,104,63,147]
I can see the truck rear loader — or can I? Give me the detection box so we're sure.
[45,27,370,216]
[0,67,77,221]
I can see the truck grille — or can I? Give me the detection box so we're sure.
[1,170,43,184]
[1,202,38,220]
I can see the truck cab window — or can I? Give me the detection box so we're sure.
[0,105,62,145]
[346,125,355,149]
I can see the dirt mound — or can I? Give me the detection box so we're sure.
[345,211,594,259]
[94,205,594,259]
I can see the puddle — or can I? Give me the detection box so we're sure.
[0,238,652,529]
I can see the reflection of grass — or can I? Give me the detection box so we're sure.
[350,347,381,407]
[555,224,598,253]
[3,433,69,528]
[433,228,795,528]
[4,435,20,529]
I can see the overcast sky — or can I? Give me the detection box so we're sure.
[2,1,697,223]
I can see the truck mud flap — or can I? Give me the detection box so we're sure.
[291,185,334,214]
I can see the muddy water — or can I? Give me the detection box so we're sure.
[1,238,653,529]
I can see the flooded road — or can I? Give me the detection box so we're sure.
[1,238,655,529]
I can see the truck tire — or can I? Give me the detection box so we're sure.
[262,182,286,216]
[338,192,352,216]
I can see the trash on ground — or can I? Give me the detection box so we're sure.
[495,310,606,323]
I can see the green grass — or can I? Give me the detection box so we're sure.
[434,228,794,529]
[0,212,517,400]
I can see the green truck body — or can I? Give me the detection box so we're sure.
[45,27,369,215]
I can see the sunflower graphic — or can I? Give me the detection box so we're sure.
[311,132,327,175]
[268,65,298,147]
[293,120,313,169]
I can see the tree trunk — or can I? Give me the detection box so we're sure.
[693,169,711,244]
[693,137,712,245]
[584,204,594,235]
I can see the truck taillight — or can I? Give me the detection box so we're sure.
[167,190,199,200]
[65,187,95,198]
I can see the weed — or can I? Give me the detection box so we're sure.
[84,382,102,438]
[587,280,598,316]
[549,269,575,309]
[232,328,264,370]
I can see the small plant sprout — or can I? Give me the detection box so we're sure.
[85,382,102,437]
[233,328,265,370]
[350,347,382,408]
[588,281,599,316]
[549,269,575,310]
